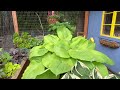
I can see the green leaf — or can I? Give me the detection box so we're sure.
[87,40,96,49]
[93,62,109,77]
[70,36,86,49]
[44,35,59,44]
[41,52,53,68]
[1,52,13,61]
[29,45,48,60]
[44,43,54,52]
[80,61,95,70]
[69,49,114,65]
[54,40,70,58]
[57,26,72,41]
[22,60,45,79]
[42,53,76,76]
[70,36,95,50]
[36,69,59,79]
[30,56,43,62]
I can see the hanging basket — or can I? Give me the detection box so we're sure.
[47,15,60,24]
[48,18,58,24]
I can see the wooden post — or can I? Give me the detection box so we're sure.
[12,11,19,33]
[83,11,89,38]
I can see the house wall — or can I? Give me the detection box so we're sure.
[87,11,120,75]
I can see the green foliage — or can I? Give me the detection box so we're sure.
[61,61,118,79]
[22,60,45,79]
[3,62,20,78]
[13,32,43,49]
[0,48,12,65]
[0,48,21,78]
[47,15,60,20]
[48,22,76,35]
[22,25,114,79]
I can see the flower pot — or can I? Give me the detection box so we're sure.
[48,18,58,24]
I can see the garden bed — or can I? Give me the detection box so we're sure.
[11,59,30,79]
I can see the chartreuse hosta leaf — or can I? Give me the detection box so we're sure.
[93,62,109,77]
[69,49,114,65]
[87,40,96,49]
[22,60,45,79]
[54,40,70,58]
[36,69,59,79]
[30,56,43,62]
[57,26,72,42]
[44,43,54,52]
[42,53,76,76]
[44,35,59,44]
[29,45,48,60]
[80,61,95,70]
[70,36,95,50]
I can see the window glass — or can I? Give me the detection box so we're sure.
[114,26,120,37]
[115,12,120,24]
[104,14,113,24]
[102,25,111,35]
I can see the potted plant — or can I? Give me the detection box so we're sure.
[47,14,60,24]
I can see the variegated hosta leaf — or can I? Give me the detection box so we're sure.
[73,61,91,79]
[68,49,114,65]
[57,26,72,41]
[61,73,70,79]
[29,45,48,60]
[103,74,119,79]
[42,53,76,76]
[61,73,80,79]
[90,68,103,79]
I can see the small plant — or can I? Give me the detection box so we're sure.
[13,32,43,49]
[22,25,114,79]
[9,48,29,64]
[0,48,21,78]
[0,48,12,66]
[3,62,20,78]
[48,22,76,35]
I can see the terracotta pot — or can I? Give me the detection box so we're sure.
[48,18,58,24]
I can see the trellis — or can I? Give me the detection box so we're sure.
[0,11,89,51]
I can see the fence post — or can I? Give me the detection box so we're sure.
[12,11,19,34]
[83,11,89,38]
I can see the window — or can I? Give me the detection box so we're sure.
[100,11,120,39]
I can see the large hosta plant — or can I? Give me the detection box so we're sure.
[22,25,114,79]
